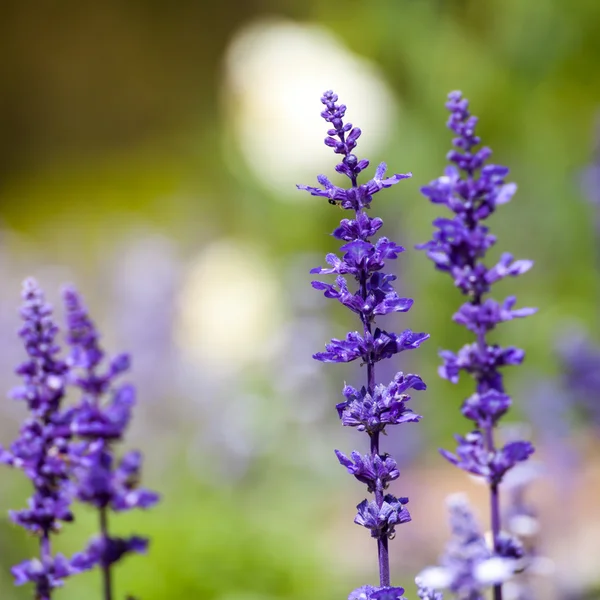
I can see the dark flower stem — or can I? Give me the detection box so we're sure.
[370,429,390,586]
[366,352,391,586]
[473,263,502,600]
[482,419,502,600]
[40,533,51,600]
[100,506,113,600]
[353,165,391,588]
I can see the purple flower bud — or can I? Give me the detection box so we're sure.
[354,495,411,538]
[335,450,399,492]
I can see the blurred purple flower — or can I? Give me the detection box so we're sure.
[418,92,536,599]
[440,431,533,485]
[72,535,148,570]
[0,279,81,594]
[415,577,444,600]
[62,287,159,598]
[12,554,76,594]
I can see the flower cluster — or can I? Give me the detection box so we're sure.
[417,92,536,596]
[0,279,158,599]
[299,90,428,598]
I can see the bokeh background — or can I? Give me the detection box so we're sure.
[1,1,600,598]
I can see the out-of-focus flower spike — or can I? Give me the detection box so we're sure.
[417,92,536,599]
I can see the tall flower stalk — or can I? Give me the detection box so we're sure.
[298,90,429,599]
[63,287,159,600]
[0,279,79,598]
[417,92,536,599]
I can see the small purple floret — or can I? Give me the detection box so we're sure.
[354,495,411,538]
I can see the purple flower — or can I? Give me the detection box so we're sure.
[1,280,159,598]
[314,328,428,364]
[63,286,131,397]
[312,272,413,319]
[62,287,159,593]
[72,535,148,570]
[299,90,428,592]
[354,495,411,538]
[349,585,378,600]
[335,450,399,493]
[12,554,76,592]
[348,586,406,600]
[370,587,407,600]
[335,373,424,433]
[74,443,158,512]
[0,280,83,594]
[418,92,536,598]
[69,383,135,440]
[453,298,536,334]
[440,431,534,486]
[7,279,69,418]
[438,343,525,393]
[461,389,512,427]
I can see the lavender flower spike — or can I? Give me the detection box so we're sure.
[0,279,79,597]
[417,92,536,600]
[62,287,159,600]
[299,90,428,596]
